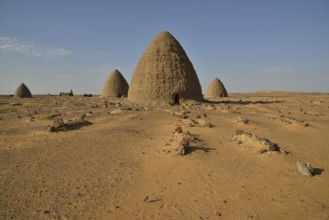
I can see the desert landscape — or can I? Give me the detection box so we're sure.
[0,92,329,220]
[1,0,329,219]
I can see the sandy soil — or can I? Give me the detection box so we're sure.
[0,93,328,220]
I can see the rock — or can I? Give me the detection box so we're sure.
[305,162,314,173]
[234,116,249,124]
[214,211,222,217]
[297,161,313,177]
[53,118,64,128]
[121,107,133,111]
[171,133,189,155]
[258,138,279,151]
[298,120,309,127]
[196,119,213,128]
[49,117,92,132]
[127,114,139,119]
[271,115,309,127]
[110,109,122,115]
[180,118,197,127]
[279,148,288,155]
[231,131,284,153]
[143,195,163,203]
[204,106,216,110]
[11,103,22,106]
[173,111,185,118]
[43,113,61,120]
[174,125,183,133]
[165,132,201,155]
[257,149,267,154]
[312,100,323,105]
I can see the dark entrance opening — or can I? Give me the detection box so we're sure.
[174,93,180,104]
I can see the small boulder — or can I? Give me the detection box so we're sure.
[234,116,249,124]
[53,118,65,128]
[127,114,139,119]
[180,118,197,127]
[173,111,186,118]
[110,109,122,115]
[297,161,313,177]
[197,119,213,128]
[174,125,183,133]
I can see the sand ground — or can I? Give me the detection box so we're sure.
[0,93,329,220]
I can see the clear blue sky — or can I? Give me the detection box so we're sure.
[0,0,328,94]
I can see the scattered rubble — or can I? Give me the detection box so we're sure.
[231,130,287,154]
[164,132,201,155]
[269,115,309,127]
[49,116,92,132]
[179,118,213,127]
[180,118,197,127]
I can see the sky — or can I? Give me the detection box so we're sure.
[0,0,328,95]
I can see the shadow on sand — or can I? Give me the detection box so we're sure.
[313,168,325,176]
[50,119,92,132]
[204,99,284,105]
[185,146,215,155]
